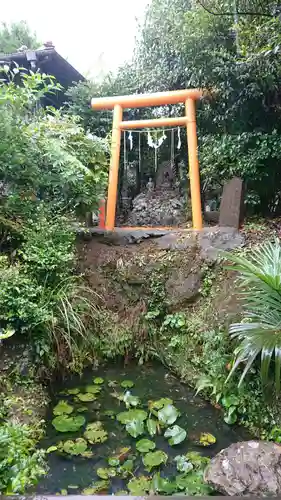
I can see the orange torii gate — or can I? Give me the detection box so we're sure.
[91,89,203,231]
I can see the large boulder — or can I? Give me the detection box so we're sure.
[205,440,281,496]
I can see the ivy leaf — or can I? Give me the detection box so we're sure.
[164,425,187,445]
[158,404,179,425]
[142,450,168,471]
[136,438,156,453]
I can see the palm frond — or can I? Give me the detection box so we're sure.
[224,239,281,393]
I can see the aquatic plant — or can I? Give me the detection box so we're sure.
[53,400,73,416]
[136,438,155,453]
[52,414,85,432]
[76,392,97,402]
[142,450,168,471]
[84,421,108,444]
[164,425,187,445]
[158,404,179,425]
[58,438,88,456]
[121,380,134,389]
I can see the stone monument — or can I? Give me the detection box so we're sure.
[219,177,244,229]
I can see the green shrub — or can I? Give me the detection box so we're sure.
[0,256,44,332]
[20,212,76,286]
[0,423,46,494]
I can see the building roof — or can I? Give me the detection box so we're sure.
[0,45,85,107]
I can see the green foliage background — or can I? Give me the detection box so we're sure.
[67,0,281,214]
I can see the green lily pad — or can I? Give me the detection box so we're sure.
[149,398,173,410]
[97,467,116,479]
[117,409,147,424]
[84,421,108,443]
[59,438,88,456]
[115,490,128,496]
[147,418,157,436]
[46,445,57,453]
[186,451,210,469]
[174,455,194,473]
[77,406,88,413]
[103,410,115,419]
[121,380,134,389]
[176,471,212,495]
[76,392,96,402]
[164,425,187,445]
[126,419,144,438]
[151,472,177,494]
[123,392,140,408]
[121,459,134,472]
[85,385,102,394]
[82,480,109,495]
[108,457,120,467]
[127,476,151,495]
[199,432,216,446]
[136,438,156,453]
[52,414,85,432]
[68,485,79,489]
[93,377,104,384]
[142,450,168,471]
[66,388,80,395]
[53,400,74,416]
[81,450,94,458]
[158,404,179,426]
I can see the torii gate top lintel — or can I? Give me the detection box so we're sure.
[91,89,203,111]
[91,89,203,232]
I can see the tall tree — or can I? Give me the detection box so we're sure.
[0,21,40,54]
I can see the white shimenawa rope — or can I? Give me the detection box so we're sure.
[177,126,181,150]
[128,131,133,150]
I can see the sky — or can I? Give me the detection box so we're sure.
[1,0,150,78]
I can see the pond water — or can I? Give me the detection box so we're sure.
[37,362,249,496]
